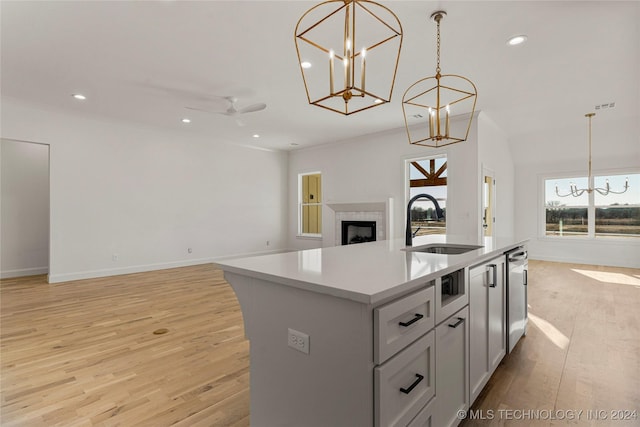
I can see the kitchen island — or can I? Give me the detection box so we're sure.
[215,235,527,427]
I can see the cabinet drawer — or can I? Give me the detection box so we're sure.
[408,397,436,427]
[375,330,435,427]
[374,286,435,364]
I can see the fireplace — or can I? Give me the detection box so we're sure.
[327,200,389,246]
[341,221,377,245]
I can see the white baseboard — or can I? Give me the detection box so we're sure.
[46,249,290,283]
[1,266,49,279]
[47,258,215,283]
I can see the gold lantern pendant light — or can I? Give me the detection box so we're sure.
[295,0,403,115]
[402,11,477,147]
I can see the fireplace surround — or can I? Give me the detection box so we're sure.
[327,199,392,247]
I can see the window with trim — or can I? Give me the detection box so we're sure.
[407,155,447,236]
[299,172,322,236]
[544,172,639,238]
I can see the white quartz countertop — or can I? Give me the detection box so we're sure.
[215,235,527,306]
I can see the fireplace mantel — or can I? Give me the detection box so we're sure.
[326,202,386,213]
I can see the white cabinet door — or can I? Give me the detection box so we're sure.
[469,257,506,405]
[468,263,488,404]
[488,259,505,372]
[435,306,469,427]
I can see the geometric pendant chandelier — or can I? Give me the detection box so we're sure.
[402,11,477,147]
[295,0,403,115]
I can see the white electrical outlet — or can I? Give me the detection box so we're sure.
[288,328,310,354]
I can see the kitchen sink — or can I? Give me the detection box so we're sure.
[403,243,483,255]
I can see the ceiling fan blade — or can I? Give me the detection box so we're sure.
[239,103,266,114]
[185,106,231,115]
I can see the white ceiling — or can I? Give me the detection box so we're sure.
[2,1,638,151]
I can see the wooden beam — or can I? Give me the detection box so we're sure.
[411,160,447,187]
[434,161,447,179]
[410,178,447,187]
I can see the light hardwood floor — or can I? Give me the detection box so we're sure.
[1,261,639,426]
[463,260,640,427]
[1,265,250,426]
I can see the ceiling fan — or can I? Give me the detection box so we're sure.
[185,96,266,126]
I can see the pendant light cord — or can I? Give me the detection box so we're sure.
[587,113,593,184]
[435,14,441,75]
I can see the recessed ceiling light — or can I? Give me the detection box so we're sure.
[374,99,383,104]
[181,118,191,123]
[252,134,260,138]
[507,35,527,46]
[301,61,312,69]
[72,93,86,100]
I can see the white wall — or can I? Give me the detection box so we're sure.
[513,115,640,268]
[1,98,289,282]
[1,139,50,278]
[287,114,487,250]
[477,113,515,240]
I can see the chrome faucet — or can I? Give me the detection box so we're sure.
[406,193,445,246]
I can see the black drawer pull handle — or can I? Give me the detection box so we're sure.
[448,317,464,328]
[399,313,424,327]
[400,373,424,394]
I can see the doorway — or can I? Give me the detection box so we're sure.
[482,168,496,243]
[0,139,50,278]
[406,155,448,236]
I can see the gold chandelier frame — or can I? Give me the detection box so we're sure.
[402,11,477,148]
[294,0,403,115]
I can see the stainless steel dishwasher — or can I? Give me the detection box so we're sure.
[506,247,528,353]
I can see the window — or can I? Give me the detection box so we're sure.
[543,172,639,238]
[594,174,640,238]
[299,172,322,236]
[544,176,589,237]
[407,156,447,236]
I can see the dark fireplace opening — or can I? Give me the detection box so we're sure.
[341,221,377,245]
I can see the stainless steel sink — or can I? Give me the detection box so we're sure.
[403,243,483,255]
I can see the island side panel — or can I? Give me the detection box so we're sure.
[224,272,374,427]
